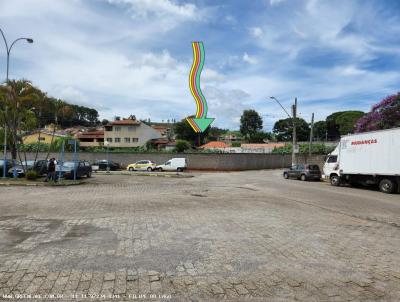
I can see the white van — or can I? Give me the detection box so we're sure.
[156,158,187,172]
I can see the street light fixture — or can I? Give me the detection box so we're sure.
[0,28,34,178]
[268,96,298,166]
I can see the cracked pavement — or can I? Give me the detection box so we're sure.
[0,170,400,301]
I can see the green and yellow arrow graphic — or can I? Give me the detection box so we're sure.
[186,41,214,133]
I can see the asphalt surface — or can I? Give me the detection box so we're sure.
[0,170,399,301]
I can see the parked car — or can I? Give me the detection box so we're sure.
[156,158,187,172]
[127,160,156,172]
[56,160,92,179]
[8,160,48,177]
[283,164,322,181]
[0,159,14,177]
[93,160,122,171]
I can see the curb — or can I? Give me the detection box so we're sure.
[0,181,85,187]
[94,171,194,178]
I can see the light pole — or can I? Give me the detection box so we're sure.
[269,96,297,166]
[0,27,33,178]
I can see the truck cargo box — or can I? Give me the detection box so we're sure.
[339,128,400,176]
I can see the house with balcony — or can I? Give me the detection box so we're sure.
[77,130,105,148]
[104,117,162,148]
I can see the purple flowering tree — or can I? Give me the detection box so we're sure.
[355,93,400,133]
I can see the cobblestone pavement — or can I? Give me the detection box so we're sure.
[0,170,400,301]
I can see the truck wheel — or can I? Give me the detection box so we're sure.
[177,168,183,172]
[87,171,92,178]
[300,174,307,181]
[379,179,397,194]
[330,175,340,186]
[283,172,289,179]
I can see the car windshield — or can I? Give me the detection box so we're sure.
[62,162,76,168]
[21,161,35,166]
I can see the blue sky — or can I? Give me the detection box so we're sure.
[1,0,399,130]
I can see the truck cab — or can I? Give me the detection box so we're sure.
[323,145,341,186]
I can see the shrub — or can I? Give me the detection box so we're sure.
[25,170,39,180]
[272,143,335,155]
[174,140,192,153]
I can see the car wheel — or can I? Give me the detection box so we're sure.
[87,171,92,178]
[283,172,289,179]
[147,167,152,172]
[330,175,340,186]
[159,167,163,172]
[300,174,307,181]
[128,167,133,171]
[177,168,183,172]
[379,179,397,194]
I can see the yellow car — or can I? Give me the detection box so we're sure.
[126,160,156,172]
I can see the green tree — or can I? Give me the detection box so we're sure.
[240,109,263,142]
[174,119,199,145]
[174,140,191,153]
[273,118,310,141]
[313,121,327,141]
[0,80,40,160]
[248,131,274,143]
[207,127,228,141]
[326,111,364,140]
[174,119,211,146]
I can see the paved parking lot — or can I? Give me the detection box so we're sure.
[0,170,400,301]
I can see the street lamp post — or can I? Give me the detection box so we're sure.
[0,28,33,178]
[269,96,298,166]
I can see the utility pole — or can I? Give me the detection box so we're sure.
[291,98,297,166]
[2,107,7,178]
[0,28,33,167]
[308,112,314,157]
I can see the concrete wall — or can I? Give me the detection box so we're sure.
[9,152,327,171]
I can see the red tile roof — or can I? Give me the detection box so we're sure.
[199,141,229,149]
[77,130,104,139]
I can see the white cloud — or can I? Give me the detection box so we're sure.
[269,0,286,6]
[242,52,258,65]
[106,0,200,30]
[107,0,197,19]
[249,27,263,38]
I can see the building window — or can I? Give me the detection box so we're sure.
[132,138,138,142]
[128,126,136,131]
[106,138,112,143]
[115,138,121,143]
[114,126,121,132]
[124,137,130,143]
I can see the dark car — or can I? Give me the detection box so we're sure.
[283,164,322,181]
[56,160,92,179]
[93,160,121,171]
[8,160,48,177]
[0,159,14,177]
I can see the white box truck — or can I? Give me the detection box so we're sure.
[323,127,400,193]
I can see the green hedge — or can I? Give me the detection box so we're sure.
[272,143,335,154]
